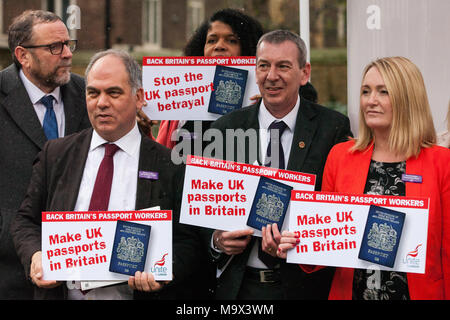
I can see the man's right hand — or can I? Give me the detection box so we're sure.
[30,251,60,289]
[212,229,254,255]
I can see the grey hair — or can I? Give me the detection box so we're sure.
[256,29,307,68]
[8,10,63,67]
[85,49,142,93]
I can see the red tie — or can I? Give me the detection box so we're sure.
[88,143,120,211]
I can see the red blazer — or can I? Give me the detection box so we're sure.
[318,140,450,299]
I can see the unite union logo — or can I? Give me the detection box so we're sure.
[154,253,168,267]
[151,253,169,276]
[403,244,422,268]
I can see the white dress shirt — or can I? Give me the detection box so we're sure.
[19,70,65,138]
[67,123,141,300]
[257,96,300,167]
[213,97,301,272]
[246,96,300,268]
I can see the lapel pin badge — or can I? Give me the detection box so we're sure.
[298,141,306,149]
[401,173,422,183]
[139,171,159,180]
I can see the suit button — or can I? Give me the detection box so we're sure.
[298,141,306,148]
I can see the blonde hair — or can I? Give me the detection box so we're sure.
[352,56,436,158]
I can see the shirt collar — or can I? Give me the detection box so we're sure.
[90,122,141,158]
[259,95,300,132]
[19,69,62,104]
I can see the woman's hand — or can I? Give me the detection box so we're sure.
[277,231,300,259]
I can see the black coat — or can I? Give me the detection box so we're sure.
[11,128,215,300]
[0,64,90,299]
[206,96,353,299]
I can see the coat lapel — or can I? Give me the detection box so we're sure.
[135,135,157,210]
[350,144,425,196]
[51,129,93,210]
[348,145,373,194]
[287,97,319,172]
[61,76,86,135]
[1,65,46,149]
[243,102,261,164]
[66,129,93,210]
[405,154,424,198]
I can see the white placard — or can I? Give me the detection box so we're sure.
[180,155,316,235]
[287,190,429,274]
[141,56,259,120]
[41,210,172,281]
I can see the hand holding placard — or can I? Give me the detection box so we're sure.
[41,210,172,281]
[277,231,300,259]
[142,57,259,120]
[30,251,60,289]
[212,229,253,255]
[261,223,283,258]
[128,271,168,292]
[286,190,429,273]
[180,156,316,233]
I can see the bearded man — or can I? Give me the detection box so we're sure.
[0,10,90,299]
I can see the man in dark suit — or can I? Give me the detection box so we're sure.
[206,30,353,299]
[0,10,90,299]
[10,49,194,300]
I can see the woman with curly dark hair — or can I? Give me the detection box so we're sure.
[156,8,317,150]
[156,8,264,149]
[184,8,264,57]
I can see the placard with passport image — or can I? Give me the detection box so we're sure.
[247,176,293,231]
[358,205,406,268]
[109,220,151,276]
[208,65,248,115]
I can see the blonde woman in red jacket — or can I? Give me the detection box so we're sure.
[278,56,450,300]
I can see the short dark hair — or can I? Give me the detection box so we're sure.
[8,10,63,67]
[184,8,264,56]
[257,29,307,68]
[85,49,142,94]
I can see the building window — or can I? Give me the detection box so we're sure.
[0,1,7,48]
[143,0,161,46]
[186,0,204,38]
[43,0,77,38]
[45,0,72,21]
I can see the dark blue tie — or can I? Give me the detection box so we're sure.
[265,120,288,169]
[41,95,58,140]
[258,120,288,269]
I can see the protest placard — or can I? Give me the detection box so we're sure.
[41,210,172,281]
[142,56,259,120]
[287,191,429,273]
[179,155,316,235]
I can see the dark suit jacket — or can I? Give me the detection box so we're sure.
[208,97,353,299]
[0,64,90,299]
[10,128,198,299]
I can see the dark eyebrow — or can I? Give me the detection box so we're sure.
[277,60,293,65]
[86,86,124,92]
[86,86,99,92]
[105,86,124,92]
[256,58,293,65]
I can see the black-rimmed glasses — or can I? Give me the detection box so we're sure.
[22,39,77,55]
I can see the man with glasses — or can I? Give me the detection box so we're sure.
[0,10,90,299]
